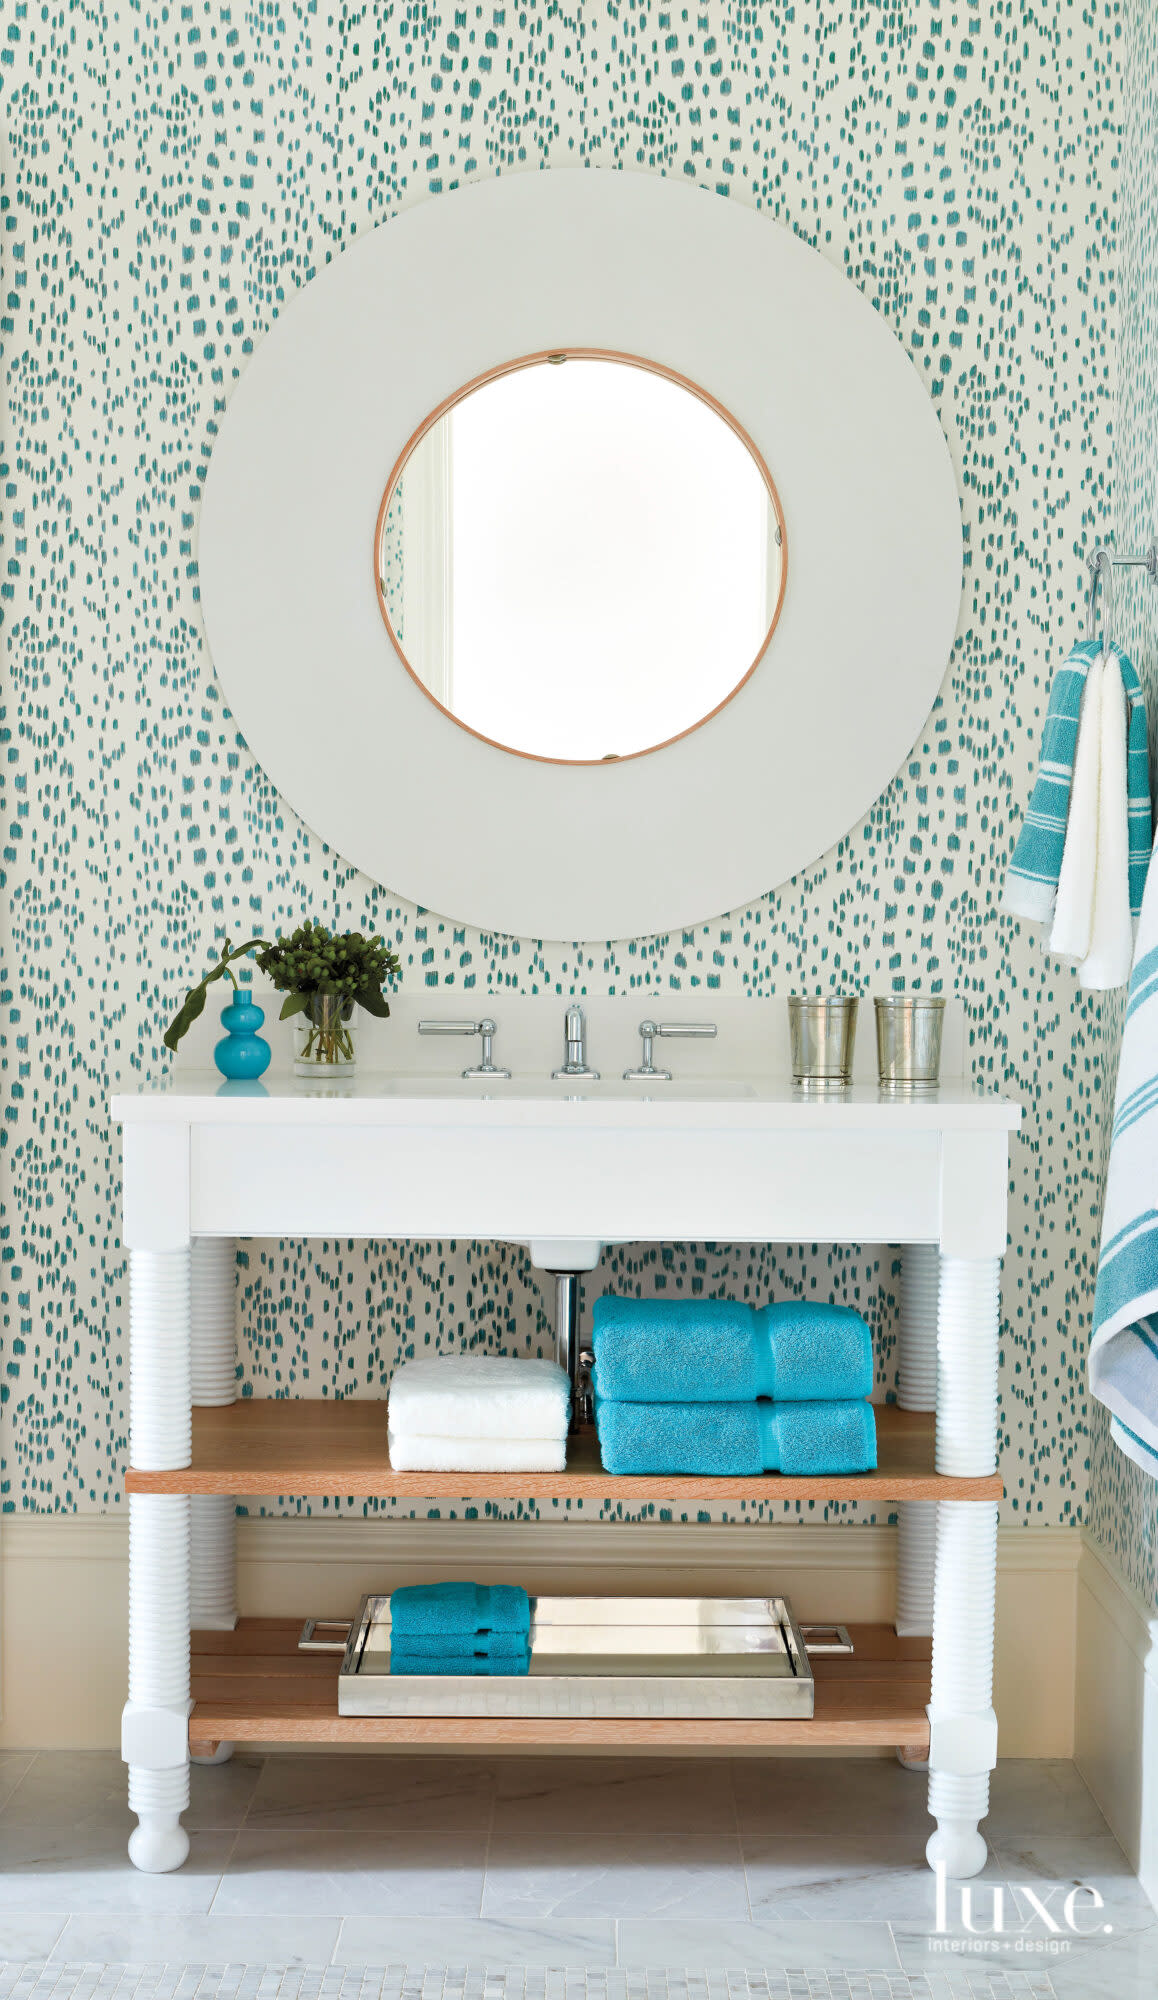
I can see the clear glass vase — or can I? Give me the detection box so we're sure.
[293,993,357,1077]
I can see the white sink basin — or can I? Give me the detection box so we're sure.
[381,1075,756,1101]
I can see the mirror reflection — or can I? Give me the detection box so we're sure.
[375,353,785,764]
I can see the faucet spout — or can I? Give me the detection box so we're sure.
[552,1003,600,1080]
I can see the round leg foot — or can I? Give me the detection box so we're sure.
[926,1817,988,1879]
[896,1744,929,1772]
[128,1814,190,1873]
[190,1740,235,1766]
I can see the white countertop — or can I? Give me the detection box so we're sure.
[112,1071,1021,1132]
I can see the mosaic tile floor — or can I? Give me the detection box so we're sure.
[0,1755,1152,1998]
[0,1969,1061,2000]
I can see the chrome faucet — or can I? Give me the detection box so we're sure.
[552,1003,599,1080]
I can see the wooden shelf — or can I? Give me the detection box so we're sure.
[189,1617,933,1754]
[127,1399,1001,1502]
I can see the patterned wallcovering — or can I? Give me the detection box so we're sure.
[0,1,1137,1535]
[1087,0,1158,1604]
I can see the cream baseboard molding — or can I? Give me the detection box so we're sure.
[1,1514,1079,1754]
[1075,1528,1158,1906]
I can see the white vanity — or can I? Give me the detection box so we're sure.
[114,1028,1018,1884]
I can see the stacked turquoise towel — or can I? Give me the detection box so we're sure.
[389,1580,531,1676]
[592,1296,876,1477]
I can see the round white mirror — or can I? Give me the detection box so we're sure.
[199,170,962,941]
[375,352,785,764]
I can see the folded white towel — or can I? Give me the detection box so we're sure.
[1081,654,1134,991]
[388,1430,568,1473]
[1050,653,1102,961]
[388,1355,571,1440]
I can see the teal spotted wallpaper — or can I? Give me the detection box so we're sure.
[1087,0,1158,1604]
[0,0,1144,1548]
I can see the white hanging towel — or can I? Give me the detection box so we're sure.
[1091,830,1158,1474]
[1080,654,1135,991]
[1049,654,1103,961]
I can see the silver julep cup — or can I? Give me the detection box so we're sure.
[788,995,859,1092]
[874,995,946,1094]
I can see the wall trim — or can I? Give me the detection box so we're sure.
[1078,1528,1158,1662]
[1076,1529,1158,1910]
[2,1513,1084,1571]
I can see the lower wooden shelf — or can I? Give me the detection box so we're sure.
[189,1617,933,1754]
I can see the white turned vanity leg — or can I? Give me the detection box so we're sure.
[124,1248,192,1872]
[896,1244,939,1640]
[189,1239,238,1763]
[926,1254,1001,1878]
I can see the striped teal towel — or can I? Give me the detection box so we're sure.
[1091,837,1158,1475]
[1003,638,1150,925]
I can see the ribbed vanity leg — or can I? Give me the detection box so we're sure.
[124,1248,192,1873]
[894,1244,939,1768]
[896,1245,939,1640]
[926,1254,1001,1879]
[189,1238,238,1764]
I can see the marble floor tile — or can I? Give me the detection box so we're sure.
[245,1753,497,1832]
[211,1827,487,1918]
[615,1916,903,1972]
[1047,1927,1158,1998]
[335,1917,617,1968]
[184,1754,267,1830]
[0,1914,68,1960]
[893,1927,1085,1981]
[742,1834,1007,1927]
[730,1757,933,1840]
[995,1832,1158,1937]
[492,1760,737,1838]
[45,1913,342,1966]
[0,1752,130,1831]
[985,1762,1109,1842]
[0,1751,264,1839]
[482,1832,749,1922]
[0,1827,231,1914]
[0,1753,36,1814]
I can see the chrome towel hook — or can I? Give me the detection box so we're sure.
[1085,539,1158,654]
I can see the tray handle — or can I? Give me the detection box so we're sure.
[799,1622,854,1655]
[298,1618,353,1653]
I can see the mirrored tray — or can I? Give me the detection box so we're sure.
[301,1594,840,1719]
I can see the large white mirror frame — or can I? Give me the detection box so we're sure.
[199,169,962,943]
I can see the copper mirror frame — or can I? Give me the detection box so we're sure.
[372,347,789,767]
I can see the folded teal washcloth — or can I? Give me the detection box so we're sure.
[594,1395,876,1477]
[394,1629,530,1661]
[389,1580,531,1639]
[390,1644,531,1678]
[591,1296,872,1403]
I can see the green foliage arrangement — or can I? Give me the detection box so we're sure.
[256,922,400,1022]
[163,922,401,1064]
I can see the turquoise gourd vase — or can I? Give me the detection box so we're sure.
[214,993,272,1080]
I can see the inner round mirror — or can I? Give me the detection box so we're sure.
[374,352,786,764]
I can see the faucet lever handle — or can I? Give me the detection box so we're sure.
[624,1019,717,1081]
[417,1017,510,1079]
